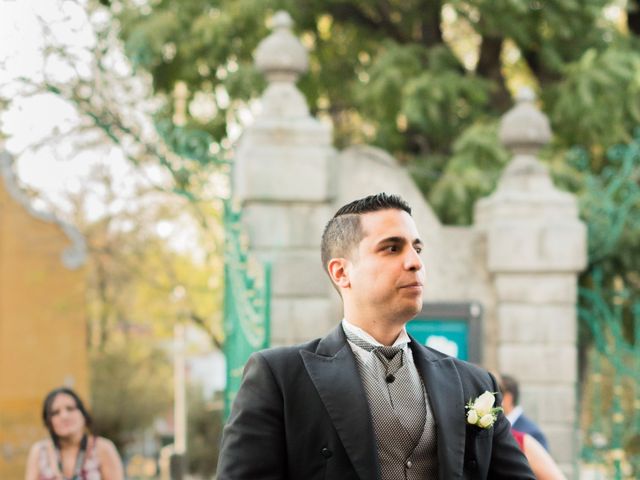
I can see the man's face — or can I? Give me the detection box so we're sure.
[502,392,514,414]
[343,208,425,323]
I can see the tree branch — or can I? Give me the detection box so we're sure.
[325,3,408,43]
[189,312,223,351]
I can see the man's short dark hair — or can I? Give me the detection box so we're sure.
[500,374,520,405]
[320,193,412,277]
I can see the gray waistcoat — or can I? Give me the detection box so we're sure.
[353,348,439,480]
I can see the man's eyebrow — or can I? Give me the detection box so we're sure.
[376,236,423,246]
[377,236,405,245]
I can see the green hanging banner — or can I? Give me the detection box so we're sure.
[223,200,271,420]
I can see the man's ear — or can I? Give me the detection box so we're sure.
[328,258,350,289]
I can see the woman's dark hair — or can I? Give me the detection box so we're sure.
[42,387,93,444]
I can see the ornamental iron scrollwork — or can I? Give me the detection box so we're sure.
[154,119,271,420]
[575,131,640,479]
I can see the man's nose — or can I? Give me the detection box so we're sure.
[405,248,423,271]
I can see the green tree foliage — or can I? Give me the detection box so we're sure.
[547,44,640,149]
[90,341,172,452]
[106,0,640,220]
[421,120,510,224]
[186,387,224,478]
[63,168,224,350]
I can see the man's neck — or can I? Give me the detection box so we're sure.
[343,317,405,346]
[506,405,524,425]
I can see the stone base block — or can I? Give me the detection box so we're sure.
[545,424,577,465]
[486,221,586,272]
[243,204,333,249]
[498,304,577,343]
[254,249,329,297]
[520,384,576,423]
[234,145,334,202]
[270,297,334,346]
[495,274,577,303]
[498,344,576,383]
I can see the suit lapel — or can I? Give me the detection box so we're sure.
[411,340,466,480]
[301,325,378,480]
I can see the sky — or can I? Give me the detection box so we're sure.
[0,0,158,219]
[0,0,210,256]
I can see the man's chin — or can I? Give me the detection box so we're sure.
[397,302,423,323]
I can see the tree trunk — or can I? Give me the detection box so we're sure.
[476,35,511,112]
[327,3,406,43]
[419,0,443,47]
[629,0,640,36]
[520,47,561,88]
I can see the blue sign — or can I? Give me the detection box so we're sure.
[407,319,469,360]
[406,303,483,362]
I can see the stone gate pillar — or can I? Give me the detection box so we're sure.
[233,12,336,345]
[475,89,587,476]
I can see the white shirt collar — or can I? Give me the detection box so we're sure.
[342,318,411,347]
[342,318,414,367]
[341,318,410,348]
[506,405,523,425]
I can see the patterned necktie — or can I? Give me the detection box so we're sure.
[344,330,405,381]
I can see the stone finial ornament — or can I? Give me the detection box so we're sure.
[255,11,309,84]
[251,11,311,119]
[499,87,552,157]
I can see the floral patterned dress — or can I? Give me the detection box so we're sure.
[36,436,101,480]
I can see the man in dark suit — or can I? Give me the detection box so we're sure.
[218,193,534,479]
[501,374,550,451]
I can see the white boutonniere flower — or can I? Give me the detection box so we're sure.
[466,391,503,429]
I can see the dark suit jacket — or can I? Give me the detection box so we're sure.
[217,325,534,479]
[513,414,549,451]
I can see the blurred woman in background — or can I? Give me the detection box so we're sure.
[25,387,124,480]
[511,428,567,480]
